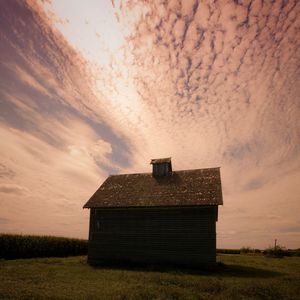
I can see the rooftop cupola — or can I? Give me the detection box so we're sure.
[150,157,172,177]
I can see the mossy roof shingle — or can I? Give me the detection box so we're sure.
[83,167,223,208]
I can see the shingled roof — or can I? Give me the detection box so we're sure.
[83,167,223,208]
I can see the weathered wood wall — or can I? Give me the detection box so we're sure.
[152,163,171,176]
[88,206,218,266]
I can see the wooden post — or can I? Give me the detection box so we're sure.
[274,239,277,250]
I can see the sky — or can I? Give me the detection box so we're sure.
[0,0,299,249]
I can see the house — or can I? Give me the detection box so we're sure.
[83,158,223,266]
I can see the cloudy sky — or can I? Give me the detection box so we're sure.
[0,0,299,249]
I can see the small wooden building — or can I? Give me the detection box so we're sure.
[83,158,223,266]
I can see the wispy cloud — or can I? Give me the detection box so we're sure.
[0,184,28,195]
[0,0,134,238]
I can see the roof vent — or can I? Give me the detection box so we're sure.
[150,157,172,177]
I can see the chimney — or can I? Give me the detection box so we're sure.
[150,157,172,177]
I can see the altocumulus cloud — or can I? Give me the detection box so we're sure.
[58,0,300,248]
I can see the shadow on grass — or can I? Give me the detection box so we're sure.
[214,262,282,278]
[89,260,282,278]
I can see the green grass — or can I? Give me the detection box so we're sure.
[0,254,299,299]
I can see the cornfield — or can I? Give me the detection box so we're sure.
[0,234,88,259]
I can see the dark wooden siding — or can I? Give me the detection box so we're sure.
[152,163,171,176]
[88,206,217,266]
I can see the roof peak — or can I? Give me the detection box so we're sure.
[108,167,221,177]
[150,157,171,164]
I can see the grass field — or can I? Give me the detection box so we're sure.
[0,254,300,300]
